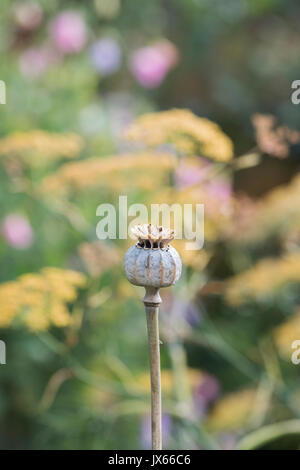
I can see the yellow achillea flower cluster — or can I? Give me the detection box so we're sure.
[0,268,86,331]
[273,310,300,359]
[124,109,234,162]
[0,130,83,167]
[234,173,300,244]
[150,183,234,243]
[41,152,175,196]
[225,252,300,306]
[206,388,256,431]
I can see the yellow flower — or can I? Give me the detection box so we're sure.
[41,152,175,196]
[0,282,23,327]
[124,109,234,162]
[49,301,72,328]
[0,130,83,167]
[233,173,300,244]
[24,307,51,332]
[0,268,86,331]
[225,252,300,306]
[19,273,49,293]
[273,310,300,359]
[206,388,256,431]
[149,181,233,244]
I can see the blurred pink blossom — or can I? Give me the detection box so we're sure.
[205,181,232,216]
[19,44,58,79]
[2,214,34,249]
[207,181,232,201]
[50,11,87,54]
[130,40,179,88]
[175,160,211,189]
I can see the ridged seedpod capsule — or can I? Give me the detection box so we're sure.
[124,224,182,450]
[124,224,182,302]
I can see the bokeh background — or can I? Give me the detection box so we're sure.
[1,0,300,450]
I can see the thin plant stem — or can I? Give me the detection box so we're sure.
[145,304,162,450]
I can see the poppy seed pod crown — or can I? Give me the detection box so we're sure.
[124,224,182,289]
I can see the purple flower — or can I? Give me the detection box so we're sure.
[89,38,121,75]
[193,374,220,417]
[140,413,172,449]
[130,40,179,88]
[162,293,201,329]
[184,302,201,327]
[2,214,34,249]
[50,11,87,54]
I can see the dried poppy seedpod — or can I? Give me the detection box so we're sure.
[124,224,182,450]
[124,224,182,301]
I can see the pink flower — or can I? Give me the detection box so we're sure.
[207,181,232,204]
[130,40,179,88]
[205,181,232,216]
[2,214,34,249]
[50,11,87,54]
[19,45,58,79]
[175,160,211,189]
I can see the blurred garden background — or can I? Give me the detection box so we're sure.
[1,0,300,450]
